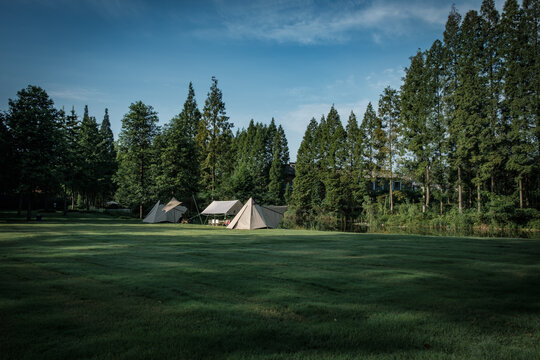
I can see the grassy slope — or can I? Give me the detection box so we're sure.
[1,213,540,359]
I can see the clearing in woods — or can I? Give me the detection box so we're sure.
[1,213,539,359]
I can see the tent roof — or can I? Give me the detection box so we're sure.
[201,200,243,215]
[163,197,183,213]
[227,198,287,230]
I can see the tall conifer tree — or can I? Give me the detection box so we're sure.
[78,105,101,209]
[378,86,401,214]
[97,108,117,205]
[115,101,159,218]
[292,118,319,225]
[199,77,233,199]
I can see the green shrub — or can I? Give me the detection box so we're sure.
[484,195,517,226]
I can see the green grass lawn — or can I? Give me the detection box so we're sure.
[1,213,540,359]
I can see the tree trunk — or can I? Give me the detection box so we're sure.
[140,153,144,219]
[211,161,215,199]
[71,190,75,210]
[18,195,23,216]
[440,199,443,215]
[426,167,430,210]
[458,166,463,213]
[63,190,68,215]
[519,178,523,209]
[389,179,393,215]
[26,193,32,221]
[491,175,495,194]
[422,183,426,214]
[477,183,481,213]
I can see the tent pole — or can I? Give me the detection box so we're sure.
[192,194,203,225]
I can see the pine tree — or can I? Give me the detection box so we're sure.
[181,82,202,138]
[277,124,290,168]
[521,0,539,207]
[155,84,201,201]
[292,118,318,225]
[454,10,487,212]
[97,108,117,205]
[115,101,159,218]
[199,77,233,199]
[268,131,283,204]
[5,85,64,220]
[502,0,536,208]
[425,39,449,213]
[78,105,101,210]
[344,111,366,216]
[360,102,378,193]
[251,122,271,199]
[322,106,347,214]
[479,0,504,195]
[443,5,464,212]
[62,106,81,210]
[0,113,13,195]
[401,50,432,212]
[378,86,401,214]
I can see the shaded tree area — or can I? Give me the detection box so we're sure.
[2,86,64,219]
[224,118,289,205]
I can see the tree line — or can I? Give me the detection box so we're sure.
[0,86,117,219]
[114,77,290,218]
[289,0,539,230]
[0,77,290,220]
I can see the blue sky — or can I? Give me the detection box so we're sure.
[0,0,504,160]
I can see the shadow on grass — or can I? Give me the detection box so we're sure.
[1,219,540,359]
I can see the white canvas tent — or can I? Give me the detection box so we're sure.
[143,198,187,223]
[227,198,287,230]
[201,200,243,216]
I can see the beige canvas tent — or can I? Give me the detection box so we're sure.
[143,198,187,223]
[201,200,243,217]
[227,198,287,230]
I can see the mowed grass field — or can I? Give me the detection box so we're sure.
[1,214,540,359]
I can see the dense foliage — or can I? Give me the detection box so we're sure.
[288,0,539,230]
[0,78,291,220]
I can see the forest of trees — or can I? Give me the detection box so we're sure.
[289,0,539,230]
[0,78,290,221]
[0,0,537,231]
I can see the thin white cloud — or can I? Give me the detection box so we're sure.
[49,87,106,102]
[214,0,461,44]
[211,0,507,45]
[366,66,405,91]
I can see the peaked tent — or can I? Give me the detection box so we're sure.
[227,198,287,230]
[143,198,187,223]
[143,200,168,223]
[201,200,243,216]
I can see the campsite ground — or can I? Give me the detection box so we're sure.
[1,212,540,359]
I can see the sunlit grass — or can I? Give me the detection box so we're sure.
[1,213,539,359]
